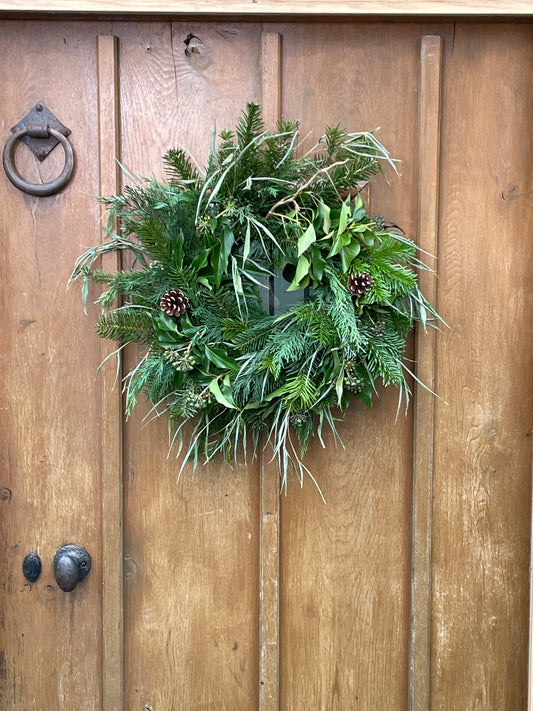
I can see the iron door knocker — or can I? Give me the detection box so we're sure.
[2,102,74,197]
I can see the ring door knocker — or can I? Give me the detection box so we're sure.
[2,101,74,197]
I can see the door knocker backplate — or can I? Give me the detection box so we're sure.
[3,101,74,196]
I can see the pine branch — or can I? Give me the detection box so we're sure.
[96,307,155,344]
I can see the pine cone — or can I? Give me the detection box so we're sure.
[160,288,190,317]
[369,321,386,337]
[348,271,374,296]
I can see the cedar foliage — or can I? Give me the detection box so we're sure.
[71,103,440,492]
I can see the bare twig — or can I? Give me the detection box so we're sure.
[266,159,351,218]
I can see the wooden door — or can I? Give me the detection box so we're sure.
[1,18,532,711]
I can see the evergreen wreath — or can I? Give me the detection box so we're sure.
[71,103,440,491]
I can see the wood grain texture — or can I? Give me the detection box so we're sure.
[259,31,281,711]
[0,21,105,709]
[529,432,533,711]
[409,34,442,711]
[272,21,444,710]
[117,22,262,710]
[1,0,533,16]
[1,17,533,711]
[96,34,124,711]
[431,23,533,710]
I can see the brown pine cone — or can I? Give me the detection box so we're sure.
[160,288,190,317]
[347,271,374,296]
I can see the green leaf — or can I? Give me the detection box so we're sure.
[262,383,291,403]
[153,311,181,334]
[171,232,185,266]
[354,193,366,221]
[204,345,239,372]
[294,254,310,283]
[340,240,361,271]
[418,301,427,330]
[337,199,350,236]
[335,370,344,406]
[363,232,375,247]
[358,383,373,408]
[208,378,237,409]
[319,202,331,234]
[340,390,351,409]
[340,247,350,273]
[217,226,235,276]
[310,244,326,282]
[298,223,316,257]
[242,222,251,264]
[231,255,244,297]
[152,311,186,347]
[81,276,89,315]
[328,231,351,258]
[210,225,235,286]
[192,248,211,271]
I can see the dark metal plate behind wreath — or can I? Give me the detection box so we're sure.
[11,102,71,162]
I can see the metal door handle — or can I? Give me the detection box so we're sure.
[53,544,91,592]
[3,127,74,197]
[2,102,74,197]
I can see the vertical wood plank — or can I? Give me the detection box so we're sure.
[259,30,281,711]
[431,24,533,708]
[278,22,428,710]
[96,34,124,711]
[529,432,533,711]
[409,34,442,711]
[119,23,261,710]
[0,22,105,710]
[430,23,533,709]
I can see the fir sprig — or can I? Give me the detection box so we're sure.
[71,103,441,494]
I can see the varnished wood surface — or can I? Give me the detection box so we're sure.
[117,22,262,710]
[431,22,533,710]
[410,34,442,711]
[274,22,435,709]
[1,0,533,16]
[0,23,105,709]
[529,432,533,710]
[259,31,281,711]
[96,34,124,711]
[1,18,532,711]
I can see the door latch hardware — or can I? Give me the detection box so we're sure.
[22,552,42,583]
[2,101,74,196]
[9,102,70,161]
[53,544,91,592]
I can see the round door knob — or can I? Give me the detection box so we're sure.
[53,544,91,592]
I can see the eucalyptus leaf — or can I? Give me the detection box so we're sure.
[294,254,310,283]
[72,101,442,495]
[338,199,351,236]
[298,223,317,256]
[319,201,331,234]
[208,378,237,409]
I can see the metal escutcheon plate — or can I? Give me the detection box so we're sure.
[10,101,70,162]
[22,552,42,583]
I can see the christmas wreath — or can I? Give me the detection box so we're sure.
[71,103,439,490]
